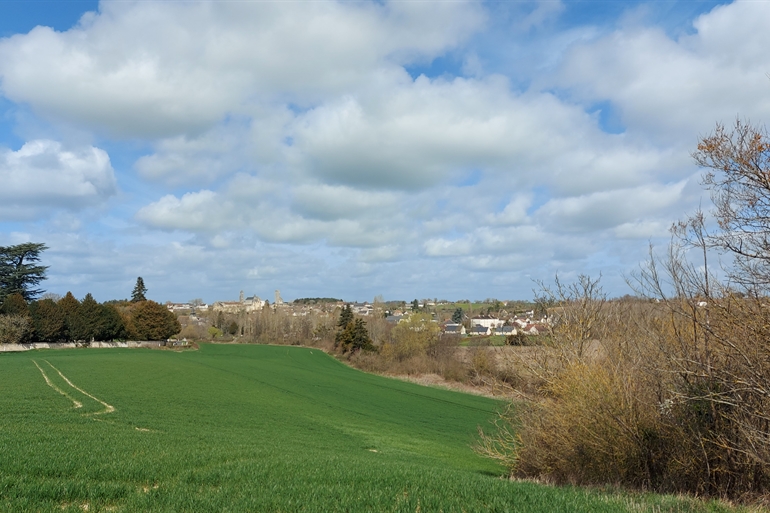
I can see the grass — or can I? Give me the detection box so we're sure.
[460,335,508,346]
[0,343,748,512]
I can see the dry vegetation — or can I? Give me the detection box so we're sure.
[478,275,770,502]
[479,120,770,504]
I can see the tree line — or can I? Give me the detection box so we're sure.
[0,247,179,344]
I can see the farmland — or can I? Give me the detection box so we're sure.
[0,344,739,512]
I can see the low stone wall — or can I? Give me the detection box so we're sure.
[0,341,166,353]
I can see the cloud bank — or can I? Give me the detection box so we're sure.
[0,0,768,302]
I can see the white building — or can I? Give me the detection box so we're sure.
[470,316,505,329]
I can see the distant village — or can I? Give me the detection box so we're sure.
[165,289,550,338]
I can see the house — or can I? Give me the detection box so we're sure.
[498,325,517,336]
[523,323,549,335]
[469,325,491,336]
[351,302,373,315]
[512,317,529,328]
[443,323,466,335]
[470,315,505,329]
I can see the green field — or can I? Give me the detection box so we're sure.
[0,344,738,512]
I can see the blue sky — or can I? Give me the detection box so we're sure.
[0,0,765,304]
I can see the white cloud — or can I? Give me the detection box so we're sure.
[0,0,484,137]
[7,0,769,301]
[135,175,405,248]
[135,190,239,232]
[487,194,532,226]
[292,184,399,222]
[517,0,565,31]
[0,140,116,220]
[292,74,674,195]
[135,130,242,185]
[557,1,770,141]
[536,182,687,233]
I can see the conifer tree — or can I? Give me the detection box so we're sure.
[337,304,353,329]
[0,243,48,303]
[58,292,80,340]
[131,277,147,302]
[131,300,180,340]
[29,299,65,342]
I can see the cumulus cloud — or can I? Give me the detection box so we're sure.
[535,182,688,233]
[6,0,770,301]
[0,0,484,137]
[292,184,399,222]
[136,175,405,248]
[135,131,243,185]
[135,190,239,232]
[0,140,116,220]
[292,74,674,194]
[557,0,770,140]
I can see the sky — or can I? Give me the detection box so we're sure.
[0,0,767,304]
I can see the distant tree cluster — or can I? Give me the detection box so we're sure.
[0,272,180,344]
[0,292,180,344]
[292,297,342,305]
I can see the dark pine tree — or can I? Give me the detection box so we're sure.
[337,304,353,329]
[336,317,374,354]
[58,292,80,341]
[29,299,66,342]
[131,277,147,302]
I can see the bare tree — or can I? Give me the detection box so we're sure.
[694,120,770,290]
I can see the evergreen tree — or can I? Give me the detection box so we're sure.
[337,304,353,328]
[78,293,101,341]
[58,292,80,340]
[0,243,48,303]
[336,317,374,354]
[131,277,147,302]
[29,299,66,342]
[451,307,463,324]
[0,292,30,317]
[99,304,128,341]
[131,300,181,340]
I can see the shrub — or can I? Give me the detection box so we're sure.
[381,313,440,361]
[477,269,770,500]
[0,314,32,344]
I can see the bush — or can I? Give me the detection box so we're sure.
[477,270,770,500]
[0,314,31,344]
[381,313,440,361]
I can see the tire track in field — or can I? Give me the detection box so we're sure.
[32,360,82,409]
[32,359,116,415]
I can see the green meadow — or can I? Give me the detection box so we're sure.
[0,344,739,512]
